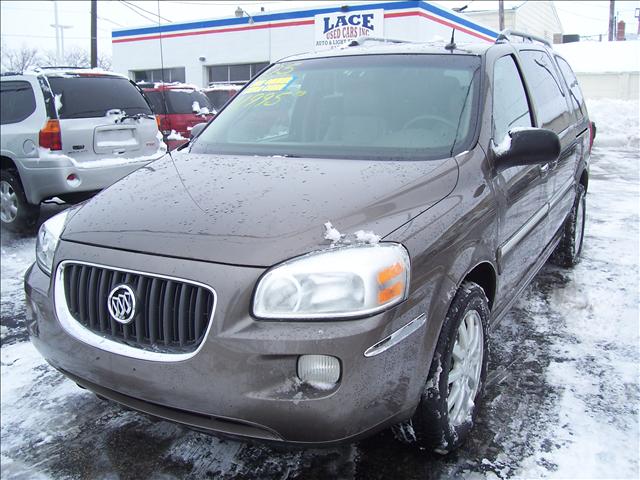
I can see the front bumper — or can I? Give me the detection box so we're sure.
[25,240,440,445]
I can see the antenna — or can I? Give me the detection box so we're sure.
[445,28,456,51]
[157,1,170,122]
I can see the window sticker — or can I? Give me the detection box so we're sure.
[245,76,296,93]
[234,89,306,108]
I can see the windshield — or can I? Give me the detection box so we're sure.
[48,76,152,119]
[146,90,212,114]
[192,54,481,160]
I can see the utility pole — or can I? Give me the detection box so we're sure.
[498,0,505,31]
[608,0,616,41]
[50,0,72,64]
[91,0,97,68]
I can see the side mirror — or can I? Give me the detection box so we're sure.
[493,128,560,172]
[190,122,207,139]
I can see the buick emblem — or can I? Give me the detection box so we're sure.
[107,284,136,324]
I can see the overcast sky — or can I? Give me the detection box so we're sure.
[2,0,639,58]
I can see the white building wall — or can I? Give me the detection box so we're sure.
[463,1,561,43]
[514,1,563,43]
[112,2,499,87]
[576,72,639,100]
[460,10,516,32]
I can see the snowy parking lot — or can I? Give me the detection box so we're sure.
[1,99,638,479]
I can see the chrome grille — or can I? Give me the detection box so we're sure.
[63,263,215,353]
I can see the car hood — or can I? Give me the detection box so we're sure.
[62,152,458,267]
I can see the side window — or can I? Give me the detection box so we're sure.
[518,50,572,133]
[0,81,36,125]
[555,56,586,120]
[493,55,532,142]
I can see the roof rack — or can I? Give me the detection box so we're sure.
[495,29,552,48]
[347,36,411,47]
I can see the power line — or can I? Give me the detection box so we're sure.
[121,0,172,23]
[98,15,126,28]
[118,1,158,23]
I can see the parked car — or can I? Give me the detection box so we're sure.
[26,32,592,453]
[140,83,215,150]
[0,68,166,232]
[203,84,243,111]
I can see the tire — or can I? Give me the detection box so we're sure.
[550,184,586,268]
[0,169,39,233]
[393,282,489,454]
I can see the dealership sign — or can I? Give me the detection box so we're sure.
[314,9,384,50]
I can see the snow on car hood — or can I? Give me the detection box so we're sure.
[62,151,458,267]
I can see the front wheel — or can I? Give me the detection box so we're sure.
[394,282,489,454]
[550,183,586,268]
[1,170,40,233]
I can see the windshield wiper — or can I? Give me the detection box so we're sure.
[116,113,155,123]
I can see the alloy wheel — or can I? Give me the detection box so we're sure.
[574,196,585,256]
[447,309,484,427]
[0,180,18,223]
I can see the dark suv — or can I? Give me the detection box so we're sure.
[25,32,591,453]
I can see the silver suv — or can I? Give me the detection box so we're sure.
[0,68,166,231]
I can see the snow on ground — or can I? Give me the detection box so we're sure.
[0,100,638,479]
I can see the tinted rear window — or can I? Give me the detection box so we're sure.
[48,76,152,119]
[193,54,482,160]
[205,90,235,110]
[1,81,36,124]
[145,90,212,114]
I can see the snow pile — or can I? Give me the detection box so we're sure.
[167,129,187,141]
[587,98,639,150]
[323,221,343,243]
[324,221,381,245]
[555,40,640,74]
[354,230,381,244]
[191,101,210,115]
[54,94,62,115]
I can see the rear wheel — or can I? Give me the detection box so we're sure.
[0,170,39,233]
[551,184,586,268]
[394,282,489,454]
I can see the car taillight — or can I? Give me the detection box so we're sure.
[156,115,161,129]
[39,119,62,151]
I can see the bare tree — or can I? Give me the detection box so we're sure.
[63,47,91,68]
[1,43,40,72]
[40,47,112,71]
[97,53,112,71]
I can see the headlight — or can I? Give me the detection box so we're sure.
[36,209,71,275]
[253,244,410,319]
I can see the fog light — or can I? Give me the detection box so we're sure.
[297,355,340,388]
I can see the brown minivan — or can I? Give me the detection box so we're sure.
[25,32,591,453]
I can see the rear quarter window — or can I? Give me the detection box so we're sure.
[48,76,152,119]
[0,81,36,124]
[518,50,572,133]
